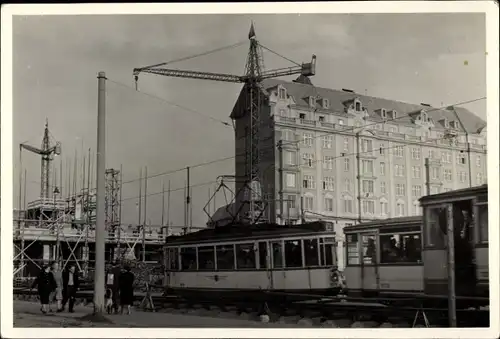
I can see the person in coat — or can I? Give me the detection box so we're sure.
[31,264,56,314]
[106,262,121,314]
[61,264,79,313]
[119,265,135,315]
[49,261,64,312]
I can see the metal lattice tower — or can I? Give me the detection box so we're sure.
[105,169,121,233]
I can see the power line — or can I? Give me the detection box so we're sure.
[121,180,218,202]
[258,43,301,66]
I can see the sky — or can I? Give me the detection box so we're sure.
[12,13,487,228]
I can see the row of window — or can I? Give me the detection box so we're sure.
[166,237,337,271]
[346,232,422,265]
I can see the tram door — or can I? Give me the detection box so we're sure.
[360,233,379,293]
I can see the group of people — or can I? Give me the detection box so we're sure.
[31,261,135,315]
[105,262,135,315]
[31,262,79,314]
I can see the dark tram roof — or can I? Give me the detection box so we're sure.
[344,216,422,232]
[419,184,488,205]
[165,221,332,245]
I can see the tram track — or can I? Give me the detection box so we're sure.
[13,288,489,328]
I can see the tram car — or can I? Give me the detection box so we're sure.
[344,184,489,306]
[163,221,344,302]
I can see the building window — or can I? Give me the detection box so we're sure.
[362,160,374,176]
[395,146,404,157]
[344,179,351,192]
[343,137,349,151]
[286,195,296,209]
[303,175,315,189]
[412,185,421,198]
[456,153,467,165]
[444,169,452,181]
[362,180,374,194]
[343,197,353,213]
[396,201,405,216]
[389,126,397,133]
[412,166,421,179]
[443,188,452,193]
[280,129,293,141]
[285,151,296,165]
[441,152,451,164]
[411,148,421,160]
[380,181,386,194]
[323,156,334,170]
[338,119,344,126]
[302,133,313,147]
[362,200,375,214]
[428,149,434,159]
[323,177,335,191]
[413,203,422,216]
[344,158,350,172]
[355,101,361,111]
[286,173,296,188]
[395,164,405,177]
[323,99,330,109]
[476,155,481,167]
[279,109,287,117]
[361,139,373,153]
[322,135,332,149]
[309,96,316,108]
[396,184,406,196]
[318,116,325,122]
[379,143,385,155]
[430,186,440,195]
[477,173,483,185]
[459,171,467,183]
[302,153,315,168]
[380,201,388,215]
[324,197,334,212]
[279,87,286,99]
[299,113,306,120]
[304,196,314,210]
[380,162,386,176]
[431,167,439,180]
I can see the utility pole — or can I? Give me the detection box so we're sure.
[142,166,148,262]
[425,158,431,195]
[356,132,362,223]
[18,147,24,275]
[161,179,165,227]
[93,71,106,315]
[117,164,123,260]
[138,167,142,260]
[277,140,284,225]
[186,167,191,233]
[167,180,171,236]
[447,204,457,327]
[190,187,193,232]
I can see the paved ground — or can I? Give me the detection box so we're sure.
[13,300,298,328]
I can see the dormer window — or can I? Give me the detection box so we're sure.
[299,113,306,120]
[323,98,330,109]
[421,112,427,122]
[449,120,457,129]
[390,110,397,119]
[319,116,325,122]
[355,101,361,111]
[381,109,387,119]
[443,118,449,128]
[309,96,316,108]
[278,87,287,100]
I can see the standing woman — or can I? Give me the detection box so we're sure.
[50,261,64,312]
[119,265,135,315]
[31,264,56,314]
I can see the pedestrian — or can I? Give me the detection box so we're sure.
[106,262,121,314]
[31,264,56,314]
[119,265,135,315]
[49,261,64,312]
[61,264,79,313]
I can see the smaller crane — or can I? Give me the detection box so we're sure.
[20,119,62,200]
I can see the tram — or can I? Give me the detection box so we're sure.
[343,184,489,305]
[163,221,344,302]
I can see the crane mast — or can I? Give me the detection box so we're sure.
[20,119,61,199]
[133,23,316,224]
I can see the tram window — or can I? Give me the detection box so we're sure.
[180,247,196,270]
[320,238,335,266]
[380,233,421,263]
[284,240,303,268]
[346,234,360,265]
[271,241,284,268]
[427,208,446,248]
[478,205,488,242]
[258,242,269,269]
[168,248,179,270]
[198,246,215,270]
[304,239,319,266]
[216,245,235,270]
[236,243,256,269]
[362,235,376,264]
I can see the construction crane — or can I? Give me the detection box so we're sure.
[20,119,61,199]
[133,23,316,224]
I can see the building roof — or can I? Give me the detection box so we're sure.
[419,184,488,205]
[261,78,486,134]
[344,216,422,232]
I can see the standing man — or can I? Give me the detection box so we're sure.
[106,262,122,314]
[50,261,64,312]
[62,264,79,313]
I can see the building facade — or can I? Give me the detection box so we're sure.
[230,76,487,269]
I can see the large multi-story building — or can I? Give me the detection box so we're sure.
[229,75,487,269]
